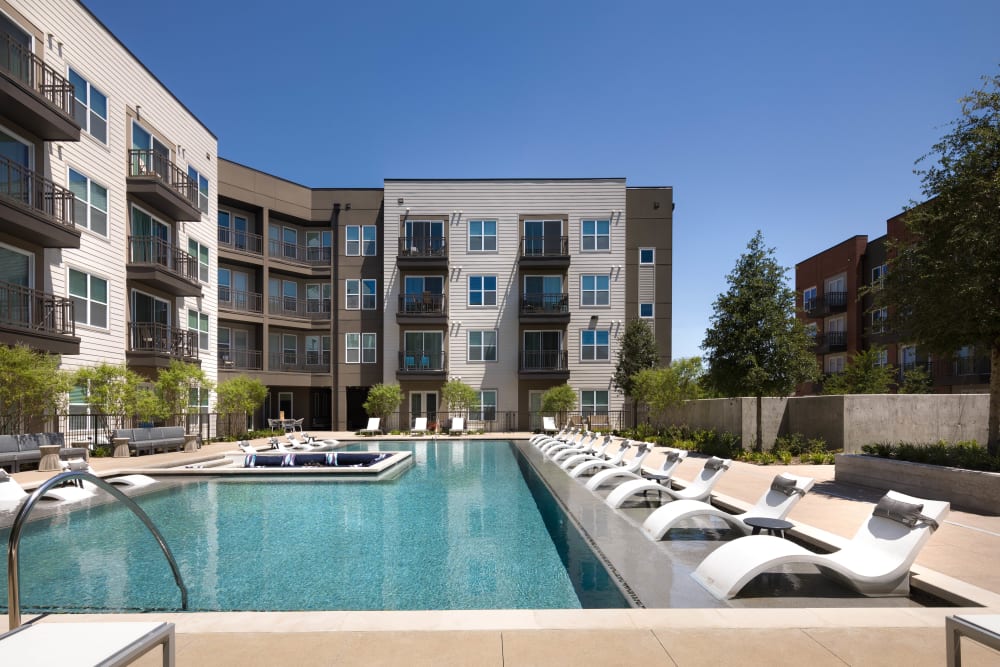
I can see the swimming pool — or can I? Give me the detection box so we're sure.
[0,440,628,612]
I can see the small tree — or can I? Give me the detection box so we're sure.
[899,366,934,394]
[822,348,896,395]
[0,344,70,433]
[363,383,403,428]
[155,360,212,428]
[440,379,479,419]
[612,319,660,403]
[540,384,578,426]
[702,231,818,450]
[73,362,155,441]
[632,357,705,426]
[215,376,268,436]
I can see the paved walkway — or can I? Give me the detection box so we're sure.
[5,433,1000,665]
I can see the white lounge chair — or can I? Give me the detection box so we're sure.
[359,418,381,436]
[568,439,634,478]
[542,416,559,436]
[449,417,466,434]
[584,442,654,490]
[0,470,95,507]
[549,432,602,462]
[691,490,949,599]
[537,426,579,450]
[304,434,339,449]
[545,430,593,458]
[107,474,158,489]
[410,417,429,436]
[559,435,616,470]
[641,472,815,540]
[606,456,732,508]
[238,441,260,454]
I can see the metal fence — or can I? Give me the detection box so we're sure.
[54,412,220,446]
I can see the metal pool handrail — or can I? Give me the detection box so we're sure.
[6,470,189,629]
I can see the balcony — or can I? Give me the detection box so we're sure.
[898,360,934,384]
[126,149,201,221]
[0,32,80,140]
[219,348,263,371]
[519,236,569,268]
[267,239,332,268]
[814,331,847,353]
[0,280,79,355]
[396,350,447,378]
[127,236,202,297]
[218,227,264,256]
[218,288,264,315]
[519,293,570,324]
[0,155,80,248]
[268,351,331,374]
[126,323,199,369]
[519,349,570,379]
[396,236,447,270]
[943,356,992,386]
[397,293,446,325]
[267,295,331,321]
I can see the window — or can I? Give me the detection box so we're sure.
[345,279,360,310]
[468,275,497,306]
[803,286,817,312]
[68,384,91,431]
[346,226,360,256]
[346,333,360,363]
[218,326,230,362]
[362,333,376,363]
[581,219,610,251]
[188,309,209,350]
[826,356,845,374]
[468,220,497,252]
[874,349,889,368]
[187,166,209,214]
[639,248,654,265]
[871,264,887,288]
[581,274,610,306]
[468,330,498,362]
[901,345,917,370]
[68,269,107,328]
[188,238,210,282]
[805,322,818,339]
[217,211,249,250]
[68,168,108,236]
[69,68,107,143]
[639,303,654,318]
[346,332,376,363]
[306,230,332,262]
[473,390,497,421]
[306,283,331,314]
[282,227,298,258]
[346,279,378,310]
[580,390,609,416]
[188,386,210,413]
[305,335,330,365]
[581,329,610,361]
[403,331,443,369]
[346,225,377,256]
[871,307,888,334]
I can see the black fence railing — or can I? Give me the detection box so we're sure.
[0,280,75,336]
[219,349,263,370]
[398,350,446,372]
[268,351,331,373]
[128,322,199,359]
[366,410,634,434]
[398,293,446,315]
[267,295,331,319]
[0,154,76,227]
[520,235,569,258]
[520,293,569,314]
[218,227,264,255]
[54,412,219,448]
[128,235,199,284]
[519,349,569,371]
[267,239,332,266]
[397,236,447,257]
[0,30,76,119]
[127,149,199,209]
[218,288,264,314]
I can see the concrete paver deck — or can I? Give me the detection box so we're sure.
[5,432,1000,665]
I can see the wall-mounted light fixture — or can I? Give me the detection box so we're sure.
[398,198,404,205]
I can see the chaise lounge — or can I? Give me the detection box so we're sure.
[606,456,732,509]
[359,418,381,436]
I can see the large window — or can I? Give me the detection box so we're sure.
[803,286,817,312]
[187,166,209,214]
[69,269,107,328]
[68,168,108,236]
[581,390,609,417]
[188,238,210,283]
[468,220,497,252]
[346,332,376,363]
[581,219,610,251]
[345,279,378,310]
[306,283,331,314]
[346,333,360,363]
[219,210,250,250]
[581,329,610,361]
[581,274,610,306]
[188,309,209,350]
[69,68,107,143]
[346,225,377,256]
[306,230,332,262]
[468,275,497,306]
[362,333,377,363]
[403,331,443,369]
[474,390,497,421]
[468,330,498,362]
[871,307,888,334]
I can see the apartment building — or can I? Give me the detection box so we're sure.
[795,213,991,394]
[1,1,218,401]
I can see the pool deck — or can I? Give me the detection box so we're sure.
[5,432,1000,665]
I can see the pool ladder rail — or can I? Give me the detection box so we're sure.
[5,470,189,629]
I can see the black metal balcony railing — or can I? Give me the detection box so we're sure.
[268,351,331,373]
[218,288,264,314]
[127,149,199,209]
[128,323,198,359]
[128,235,199,283]
[267,239,332,266]
[813,331,847,353]
[898,360,934,383]
[218,348,263,370]
[267,295,331,319]
[399,350,446,371]
[0,154,76,228]
[397,236,447,257]
[1,31,76,119]
[0,280,75,337]
[825,291,848,310]
[218,227,264,255]
[398,293,446,315]
[520,235,569,258]
[954,356,991,377]
[520,349,569,371]
[520,293,569,314]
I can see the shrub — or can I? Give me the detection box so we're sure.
[861,440,1000,472]
[774,433,827,456]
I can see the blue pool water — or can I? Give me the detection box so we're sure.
[1,440,627,612]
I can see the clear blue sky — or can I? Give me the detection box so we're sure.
[85,0,1000,359]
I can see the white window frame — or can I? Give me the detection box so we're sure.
[581,274,610,307]
[581,219,610,252]
[871,307,888,334]
[361,279,377,310]
[871,264,887,288]
[639,247,655,265]
[188,309,209,351]
[362,225,377,256]
[875,349,889,368]
[345,279,361,310]
[826,355,846,374]
[468,219,497,252]
[639,303,654,318]
[188,238,210,283]
[346,332,361,363]
[68,267,108,329]
[68,167,108,237]
[580,329,610,361]
[474,390,497,421]
[580,389,609,416]
[468,330,498,362]
[468,275,497,307]
[187,165,209,214]
[803,286,817,312]
[362,332,377,363]
[68,67,107,143]
[346,225,360,256]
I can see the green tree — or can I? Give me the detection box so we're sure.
[632,357,705,425]
[73,362,158,440]
[702,231,818,450]
[879,71,1000,454]
[822,348,896,394]
[154,360,212,428]
[540,383,577,425]
[440,379,479,417]
[363,383,403,427]
[0,345,71,434]
[898,366,934,394]
[215,376,268,436]
[612,319,660,402]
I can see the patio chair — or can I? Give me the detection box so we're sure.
[238,441,260,454]
[543,430,591,457]
[605,456,732,508]
[558,435,616,470]
[542,416,558,436]
[0,469,95,507]
[449,417,466,434]
[567,439,635,478]
[596,447,687,504]
[583,442,654,489]
[359,418,381,436]
[410,417,429,436]
[549,431,601,462]
[640,472,815,540]
[106,474,158,489]
[691,490,949,599]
